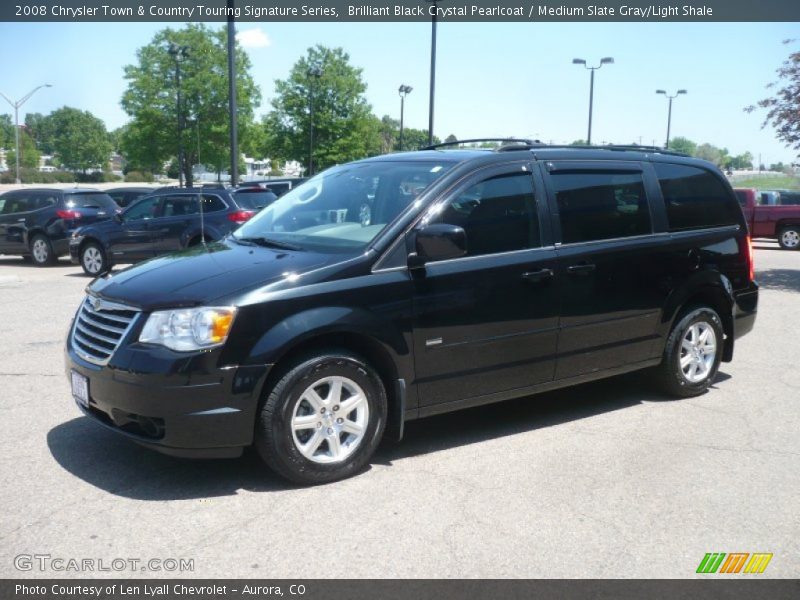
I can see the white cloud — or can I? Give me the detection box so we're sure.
[236,28,271,49]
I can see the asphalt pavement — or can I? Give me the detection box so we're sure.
[0,241,798,578]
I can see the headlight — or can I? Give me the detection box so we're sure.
[139,306,237,352]
[70,232,84,243]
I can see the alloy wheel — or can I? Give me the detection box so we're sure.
[82,246,103,274]
[679,321,717,383]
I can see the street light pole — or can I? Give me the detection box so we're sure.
[168,43,190,187]
[572,57,614,145]
[307,66,323,176]
[0,84,52,184]
[398,85,412,151]
[426,0,443,146]
[227,0,239,186]
[656,89,687,149]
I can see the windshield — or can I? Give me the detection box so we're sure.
[232,160,452,252]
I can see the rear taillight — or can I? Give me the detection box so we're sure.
[56,209,82,220]
[227,210,255,224]
[745,234,754,282]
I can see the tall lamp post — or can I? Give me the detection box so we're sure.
[426,0,443,146]
[656,89,687,149]
[307,65,323,176]
[572,57,614,145]
[227,0,239,186]
[168,43,190,187]
[398,85,413,151]
[0,84,52,184]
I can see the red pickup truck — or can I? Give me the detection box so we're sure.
[735,188,800,250]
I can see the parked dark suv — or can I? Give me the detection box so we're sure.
[64,142,758,484]
[69,187,260,276]
[0,188,119,266]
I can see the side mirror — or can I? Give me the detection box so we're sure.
[114,212,123,223]
[410,223,467,267]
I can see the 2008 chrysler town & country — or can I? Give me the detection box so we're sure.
[65,142,758,484]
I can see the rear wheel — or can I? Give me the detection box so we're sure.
[254,351,387,485]
[653,306,724,397]
[80,242,109,277]
[778,226,800,250]
[29,234,56,266]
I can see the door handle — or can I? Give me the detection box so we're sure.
[521,268,554,282]
[17,218,26,222]
[567,263,596,275]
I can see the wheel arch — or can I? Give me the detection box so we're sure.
[245,307,410,443]
[663,277,735,362]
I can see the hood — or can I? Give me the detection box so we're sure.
[89,239,335,311]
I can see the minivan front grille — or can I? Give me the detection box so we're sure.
[71,296,140,365]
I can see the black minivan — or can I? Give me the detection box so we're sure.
[64,143,758,484]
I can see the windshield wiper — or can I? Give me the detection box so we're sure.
[235,236,304,251]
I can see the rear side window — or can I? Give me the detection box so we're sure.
[654,163,739,231]
[64,193,118,210]
[552,171,651,244]
[779,191,800,206]
[0,193,34,214]
[201,194,227,212]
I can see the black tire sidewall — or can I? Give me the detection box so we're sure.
[258,354,387,484]
[667,308,724,394]
[81,242,108,276]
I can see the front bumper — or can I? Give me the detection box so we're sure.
[65,342,270,459]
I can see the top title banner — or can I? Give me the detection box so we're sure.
[4,0,800,22]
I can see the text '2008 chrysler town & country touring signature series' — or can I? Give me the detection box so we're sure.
[65,142,758,484]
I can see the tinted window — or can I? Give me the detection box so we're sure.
[430,171,539,257]
[32,193,58,210]
[0,193,34,214]
[160,194,198,217]
[124,196,160,220]
[64,193,118,210]
[779,191,800,206]
[552,171,651,244]
[201,194,227,212]
[233,190,276,209]
[734,190,747,207]
[654,163,739,231]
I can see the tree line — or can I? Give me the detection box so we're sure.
[2,28,797,183]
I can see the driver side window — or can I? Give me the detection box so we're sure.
[427,171,540,257]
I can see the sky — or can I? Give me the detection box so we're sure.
[0,20,798,164]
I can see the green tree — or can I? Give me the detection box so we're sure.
[121,24,261,186]
[745,39,800,157]
[668,136,696,155]
[47,107,112,173]
[24,112,57,155]
[261,45,380,172]
[397,127,438,151]
[694,143,727,166]
[444,134,458,143]
[0,114,14,152]
[6,128,40,169]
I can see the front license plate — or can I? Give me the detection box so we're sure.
[71,371,89,408]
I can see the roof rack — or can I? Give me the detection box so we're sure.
[421,138,540,151]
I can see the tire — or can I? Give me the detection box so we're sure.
[654,306,724,398]
[80,242,109,277]
[29,234,56,266]
[778,226,800,250]
[254,351,387,485]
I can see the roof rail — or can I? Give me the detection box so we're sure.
[420,137,540,151]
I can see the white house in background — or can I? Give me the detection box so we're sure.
[282,160,305,177]
[241,156,306,179]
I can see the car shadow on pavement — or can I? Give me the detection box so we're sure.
[48,371,722,499]
[756,268,800,293]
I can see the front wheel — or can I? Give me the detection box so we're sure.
[778,226,800,250]
[80,242,109,277]
[254,351,387,485]
[653,307,724,398]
